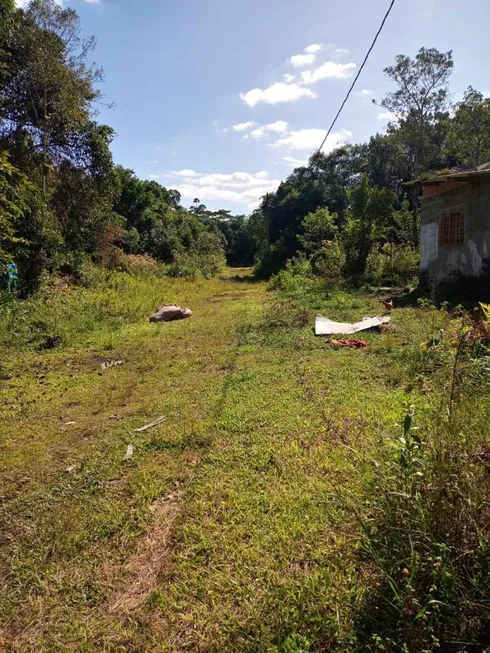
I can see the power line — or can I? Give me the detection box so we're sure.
[315,0,397,157]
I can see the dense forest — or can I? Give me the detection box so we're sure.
[0,0,255,293]
[1,0,490,294]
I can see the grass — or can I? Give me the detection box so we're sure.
[0,267,489,651]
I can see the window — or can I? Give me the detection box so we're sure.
[439,211,465,247]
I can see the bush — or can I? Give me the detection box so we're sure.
[116,253,161,275]
[299,207,338,254]
[269,257,314,293]
[254,238,291,279]
[167,245,225,280]
[167,252,200,279]
[0,264,174,351]
[310,241,345,284]
[366,243,419,285]
[355,314,490,651]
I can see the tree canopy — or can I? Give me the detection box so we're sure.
[253,46,489,280]
[0,0,259,291]
[1,2,489,292]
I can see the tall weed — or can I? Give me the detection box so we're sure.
[355,314,490,652]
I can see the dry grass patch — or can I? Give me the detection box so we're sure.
[108,485,184,615]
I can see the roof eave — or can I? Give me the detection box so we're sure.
[403,169,490,187]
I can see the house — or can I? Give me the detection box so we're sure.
[414,163,490,283]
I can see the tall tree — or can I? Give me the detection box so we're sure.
[448,87,490,168]
[380,47,453,176]
[0,0,102,197]
[0,0,16,76]
[344,174,395,276]
[50,122,116,256]
[0,151,34,265]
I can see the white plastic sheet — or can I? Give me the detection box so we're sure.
[315,314,391,336]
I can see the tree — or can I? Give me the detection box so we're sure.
[299,207,338,254]
[380,47,453,176]
[50,123,116,257]
[0,0,103,197]
[112,166,173,249]
[189,197,209,219]
[261,144,369,269]
[381,48,453,120]
[448,87,490,168]
[247,208,267,263]
[211,214,256,266]
[0,150,34,265]
[0,0,235,289]
[365,133,411,194]
[0,0,16,81]
[344,174,395,276]
[391,200,421,249]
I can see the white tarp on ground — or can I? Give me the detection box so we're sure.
[315,314,391,336]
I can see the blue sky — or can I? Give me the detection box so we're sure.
[17,0,490,213]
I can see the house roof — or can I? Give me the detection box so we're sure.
[405,162,490,186]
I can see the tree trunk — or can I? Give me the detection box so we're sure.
[42,86,47,200]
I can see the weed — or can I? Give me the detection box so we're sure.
[355,320,490,651]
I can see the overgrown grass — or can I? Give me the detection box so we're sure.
[0,267,489,651]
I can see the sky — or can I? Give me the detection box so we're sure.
[15,0,490,213]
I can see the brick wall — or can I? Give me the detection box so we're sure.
[420,178,490,279]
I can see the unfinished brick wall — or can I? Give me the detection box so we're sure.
[420,177,490,280]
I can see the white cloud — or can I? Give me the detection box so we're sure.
[377,111,396,121]
[273,128,352,152]
[169,170,272,188]
[334,48,349,57]
[172,169,200,178]
[163,170,280,209]
[289,53,316,68]
[248,120,289,139]
[305,44,323,54]
[177,185,277,208]
[240,44,352,108]
[301,61,356,84]
[232,121,257,132]
[289,43,325,67]
[356,89,372,96]
[281,155,308,167]
[240,82,317,107]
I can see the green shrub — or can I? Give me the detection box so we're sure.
[355,316,490,651]
[299,207,338,254]
[310,241,345,284]
[269,257,313,293]
[167,250,225,280]
[0,267,170,351]
[168,232,226,279]
[366,244,419,285]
